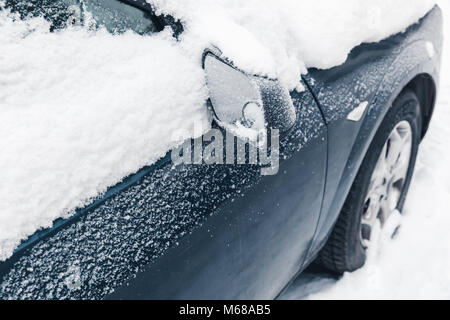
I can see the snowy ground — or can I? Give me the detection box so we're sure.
[282,1,450,300]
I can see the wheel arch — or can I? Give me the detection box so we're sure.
[404,73,437,139]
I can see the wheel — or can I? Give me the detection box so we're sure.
[317,89,422,273]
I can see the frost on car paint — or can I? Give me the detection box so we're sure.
[0,0,436,261]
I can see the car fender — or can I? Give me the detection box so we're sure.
[303,6,442,262]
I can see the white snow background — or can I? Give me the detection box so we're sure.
[0,0,440,262]
[282,0,450,300]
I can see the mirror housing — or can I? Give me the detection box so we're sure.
[203,51,296,138]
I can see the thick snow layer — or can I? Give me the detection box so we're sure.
[283,0,450,300]
[148,0,436,90]
[0,0,436,261]
[0,9,210,261]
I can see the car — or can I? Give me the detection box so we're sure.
[0,0,443,300]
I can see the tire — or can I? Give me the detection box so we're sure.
[317,89,422,273]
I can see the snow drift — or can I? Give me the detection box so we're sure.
[0,0,436,260]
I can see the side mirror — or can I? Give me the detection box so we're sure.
[203,52,296,139]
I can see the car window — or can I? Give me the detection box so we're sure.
[2,0,160,35]
[82,0,160,35]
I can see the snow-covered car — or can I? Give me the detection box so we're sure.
[0,0,443,299]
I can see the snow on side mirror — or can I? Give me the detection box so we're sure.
[203,52,296,141]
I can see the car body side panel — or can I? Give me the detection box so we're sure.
[0,87,327,300]
[303,6,443,261]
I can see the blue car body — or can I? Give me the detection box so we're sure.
[0,3,443,300]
